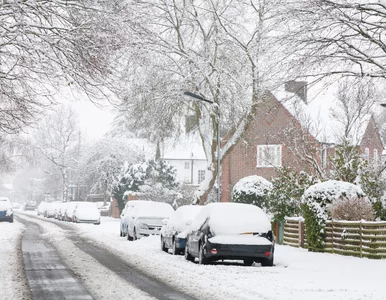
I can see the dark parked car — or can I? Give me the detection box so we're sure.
[24,201,36,211]
[160,205,202,255]
[0,197,14,223]
[184,202,274,266]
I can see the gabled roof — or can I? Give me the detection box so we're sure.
[272,82,373,146]
[162,131,206,160]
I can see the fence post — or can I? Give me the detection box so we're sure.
[300,220,305,248]
[359,221,363,258]
[331,221,334,254]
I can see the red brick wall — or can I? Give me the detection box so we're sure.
[359,116,384,161]
[221,93,320,202]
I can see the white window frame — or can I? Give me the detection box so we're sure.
[257,144,282,168]
[374,149,379,163]
[198,170,205,184]
[364,147,370,160]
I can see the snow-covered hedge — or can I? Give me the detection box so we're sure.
[301,180,370,251]
[232,175,272,211]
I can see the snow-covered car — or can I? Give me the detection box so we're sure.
[120,200,143,237]
[64,201,82,222]
[73,202,101,225]
[24,201,36,211]
[0,197,13,223]
[57,203,67,221]
[44,202,62,218]
[160,205,202,255]
[184,202,274,266]
[12,202,21,210]
[37,201,48,216]
[127,201,174,241]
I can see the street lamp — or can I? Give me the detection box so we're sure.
[183,91,221,202]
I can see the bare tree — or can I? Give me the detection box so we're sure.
[117,0,299,204]
[0,0,128,134]
[289,0,386,80]
[33,105,79,201]
[331,77,378,143]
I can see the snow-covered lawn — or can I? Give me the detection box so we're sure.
[0,220,30,300]
[14,212,386,299]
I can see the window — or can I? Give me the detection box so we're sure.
[198,170,205,184]
[374,149,379,163]
[321,147,327,169]
[184,162,190,169]
[257,145,282,167]
[364,148,370,160]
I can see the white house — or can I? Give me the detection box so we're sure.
[162,133,208,186]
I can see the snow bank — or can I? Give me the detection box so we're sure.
[0,221,30,300]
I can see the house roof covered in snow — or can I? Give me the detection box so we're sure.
[272,81,373,146]
[162,131,206,160]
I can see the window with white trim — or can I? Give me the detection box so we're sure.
[257,145,282,167]
[198,170,205,184]
[374,149,379,163]
[364,148,370,160]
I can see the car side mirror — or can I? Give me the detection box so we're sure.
[121,213,124,217]
[162,218,168,225]
[186,220,192,226]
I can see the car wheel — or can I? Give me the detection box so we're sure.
[120,228,123,237]
[133,228,138,241]
[161,236,168,252]
[127,231,133,241]
[198,243,208,265]
[184,243,195,262]
[260,256,274,267]
[243,259,254,266]
[171,239,178,255]
[9,216,14,223]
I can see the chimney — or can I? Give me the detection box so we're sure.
[285,81,308,103]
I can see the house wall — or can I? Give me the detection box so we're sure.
[221,93,320,202]
[164,158,207,185]
[359,116,384,162]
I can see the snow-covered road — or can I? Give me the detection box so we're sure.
[3,212,386,299]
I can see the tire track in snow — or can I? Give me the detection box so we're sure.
[17,213,196,300]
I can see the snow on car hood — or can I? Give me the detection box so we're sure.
[208,235,273,246]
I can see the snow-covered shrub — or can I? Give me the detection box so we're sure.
[330,197,374,221]
[112,160,180,212]
[268,167,317,221]
[301,180,367,251]
[232,175,272,211]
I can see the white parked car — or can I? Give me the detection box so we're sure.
[160,205,203,255]
[64,201,82,222]
[37,201,48,216]
[45,202,60,218]
[73,202,101,225]
[120,200,143,238]
[127,201,174,241]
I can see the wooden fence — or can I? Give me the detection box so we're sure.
[283,218,306,248]
[283,218,386,259]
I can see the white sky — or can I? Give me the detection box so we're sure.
[72,101,114,140]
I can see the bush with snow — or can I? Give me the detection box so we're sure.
[330,197,374,221]
[268,167,317,221]
[232,175,272,211]
[301,180,368,251]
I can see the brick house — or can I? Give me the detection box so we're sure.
[220,82,384,202]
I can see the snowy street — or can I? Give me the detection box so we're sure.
[1,212,385,300]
